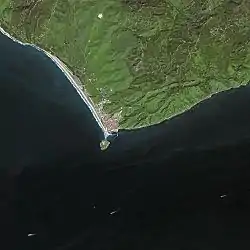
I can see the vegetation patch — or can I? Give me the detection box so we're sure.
[1,0,250,128]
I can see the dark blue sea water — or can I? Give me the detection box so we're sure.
[1,32,250,250]
[0,32,104,171]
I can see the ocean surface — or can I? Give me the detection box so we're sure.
[1,31,250,250]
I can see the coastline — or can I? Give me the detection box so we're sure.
[0,26,112,140]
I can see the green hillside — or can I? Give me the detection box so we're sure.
[1,0,250,128]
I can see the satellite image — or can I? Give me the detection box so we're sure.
[2,1,250,250]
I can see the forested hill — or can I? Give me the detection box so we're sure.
[1,0,250,128]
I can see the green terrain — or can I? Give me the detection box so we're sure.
[1,0,250,128]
